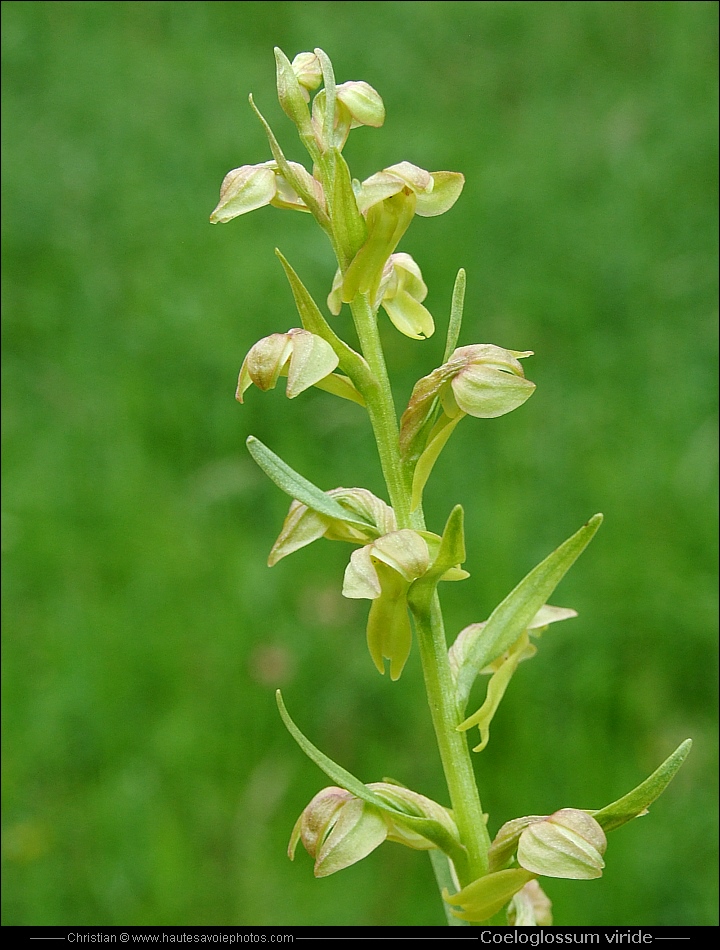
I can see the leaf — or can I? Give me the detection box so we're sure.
[248,94,328,228]
[454,514,603,710]
[443,268,466,363]
[246,436,371,528]
[275,250,372,391]
[276,690,465,862]
[591,739,692,833]
[327,147,367,266]
[408,505,467,618]
[409,412,463,512]
[429,851,470,927]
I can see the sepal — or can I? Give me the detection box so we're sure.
[516,810,607,880]
[268,488,396,566]
[236,328,338,401]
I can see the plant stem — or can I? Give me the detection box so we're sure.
[348,289,491,889]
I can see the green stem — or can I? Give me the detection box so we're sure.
[348,289,490,890]
[413,595,491,886]
[348,293,413,527]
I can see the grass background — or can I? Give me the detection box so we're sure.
[2,0,717,927]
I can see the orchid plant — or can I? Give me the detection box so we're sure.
[210,49,690,926]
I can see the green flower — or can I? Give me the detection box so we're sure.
[342,529,466,679]
[288,782,459,877]
[235,328,338,402]
[209,161,323,224]
[329,252,434,340]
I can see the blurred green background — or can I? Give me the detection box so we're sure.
[2,0,717,927]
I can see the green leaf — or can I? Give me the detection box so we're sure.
[408,505,466,617]
[409,412,463,512]
[275,250,372,392]
[591,739,692,833]
[454,514,603,710]
[443,268,466,363]
[276,690,465,862]
[429,851,470,927]
[327,147,367,267]
[444,868,535,923]
[314,48,336,149]
[246,436,371,528]
[248,94,329,229]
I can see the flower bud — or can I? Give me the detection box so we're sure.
[446,345,535,419]
[275,47,314,136]
[236,328,338,402]
[288,787,387,878]
[291,51,322,94]
[336,81,385,128]
[517,809,607,880]
[209,164,277,224]
[268,488,397,566]
[369,783,459,851]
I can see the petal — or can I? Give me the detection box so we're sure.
[415,171,465,217]
[314,800,388,877]
[210,165,277,223]
[355,171,406,214]
[285,329,339,398]
[343,545,382,599]
[327,268,344,316]
[517,809,607,880]
[384,161,434,194]
[451,364,535,418]
[370,529,431,582]
[245,333,293,391]
[389,252,428,302]
[382,291,435,340]
[268,500,330,566]
[336,81,385,128]
[366,562,413,679]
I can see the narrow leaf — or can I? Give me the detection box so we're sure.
[443,268,466,363]
[408,505,466,618]
[275,249,373,392]
[430,851,469,927]
[248,94,329,229]
[454,514,603,709]
[277,690,388,807]
[246,436,371,527]
[410,412,464,512]
[315,48,336,149]
[276,691,464,861]
[591,739,692,833]
[328,147,367,266]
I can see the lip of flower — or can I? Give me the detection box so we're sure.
[209,160,324,224]
[328,252,435,340]
[355,161,465,218]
